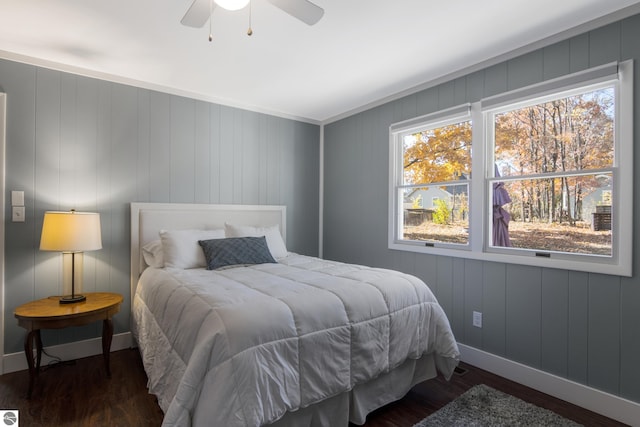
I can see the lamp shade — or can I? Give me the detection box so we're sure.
[40,211,102,252]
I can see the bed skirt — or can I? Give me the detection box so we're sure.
[269,354,438,426]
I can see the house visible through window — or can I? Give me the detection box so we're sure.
[389,61,633,276]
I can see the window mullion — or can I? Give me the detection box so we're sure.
[470,102,485,253]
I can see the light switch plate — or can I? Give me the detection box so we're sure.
[11,190,24,206]
[12,206,25,222]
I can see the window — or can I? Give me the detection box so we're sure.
[389,61,633,276]
[390,105,471,247]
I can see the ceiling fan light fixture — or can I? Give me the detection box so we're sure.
[214,0,250,11]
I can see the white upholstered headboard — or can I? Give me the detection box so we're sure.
[130,202,286,302]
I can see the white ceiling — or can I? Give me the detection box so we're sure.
[1,0,640,123]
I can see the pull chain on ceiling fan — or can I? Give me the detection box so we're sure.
[182,0,323,40]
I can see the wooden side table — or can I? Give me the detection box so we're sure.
[14,292,123,398]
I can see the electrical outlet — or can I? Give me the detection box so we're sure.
[473,311,482,328]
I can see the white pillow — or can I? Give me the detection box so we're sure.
[224,223,288,259]
[142,239,164,268]
[159,229,225,269]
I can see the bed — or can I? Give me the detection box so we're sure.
[130,202,460,427]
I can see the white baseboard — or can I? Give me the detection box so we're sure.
[458,343,640,427]
[2,332,133,374]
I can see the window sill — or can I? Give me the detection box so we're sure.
[388,241,631,277]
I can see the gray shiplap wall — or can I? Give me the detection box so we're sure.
[323,14,640,403]
[1,60,320,355]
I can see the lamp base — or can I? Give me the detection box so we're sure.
[59,294,86,304]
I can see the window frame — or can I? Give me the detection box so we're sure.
[389,104,472,250]
[388,60,633,276]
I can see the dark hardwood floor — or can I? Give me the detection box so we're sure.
[0,349,627,426]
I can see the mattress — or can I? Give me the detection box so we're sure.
[132,253,459,426]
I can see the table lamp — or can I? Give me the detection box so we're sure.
[40,210,102,304]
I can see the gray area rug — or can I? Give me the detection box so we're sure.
[413,384,583,427]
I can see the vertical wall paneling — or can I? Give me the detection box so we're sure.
[170,96,196,203]
[63,74,98,342]
[95,80,113,304]
[393,251,416,287]
[76,76,100,214]
[505,265,542,368]
[415,86,438,117]
[321,122,339,259]
[588,23,622,67]
[279,119,295,229]
[346,114,362,264]
[463,260,483,348]
[452,77,467,107]
[414,253,438,295]
[209,103,222,204]
[398,94,417,124]
[359,108,378,266]
[1,61,36,354]
[437,80,455,110]
[587,274,621,394]
[323,120,352,262]
[258,114,269,206]
[568,34,590,73]
[263,116,279,206]
[435,256,454,318]
[232,109,243,204]
[148,91,171,202]
[241,109,259,204]
[34,69,62,301]
[300,121,320,255]
[506,50,543,91]
[567,271,589,383]
[621,13,640,61]
[466,71,485,103]
[1,59,320,355]
[542,40,571,81]
[620,276,640,402]
[483,62,508,98]
[451,258,466,339]
[540,268,569,377]
[218,106,235,204]
[619,15,640,402]
[136,89,150,203]
[367,106,392,267]
[59,74,77,208]
[193,101,210,205]
[109,83,139,332]
[322,12,640,406]
[482,262,507,356]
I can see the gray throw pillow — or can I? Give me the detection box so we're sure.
[198,236,277,270]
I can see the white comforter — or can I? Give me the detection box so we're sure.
[133,254,459,427]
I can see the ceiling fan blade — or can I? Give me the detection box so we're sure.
[181,0,216,28]
[267,0,324,25]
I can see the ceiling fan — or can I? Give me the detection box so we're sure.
[181,0,324,30]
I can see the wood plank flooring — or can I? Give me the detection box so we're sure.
[0,349,627,426]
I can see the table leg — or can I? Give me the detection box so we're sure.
[35,330,43,371]
[102,318,114,378]
[24,329,42,399]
